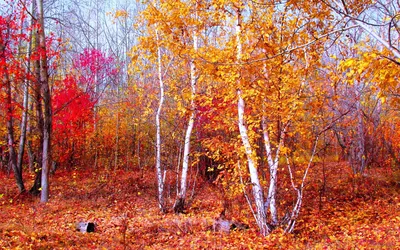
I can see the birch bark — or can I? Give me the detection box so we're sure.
[262,117,278,225]
[174,4,198,213]
[155,27,165,211]
[236,7,270,236]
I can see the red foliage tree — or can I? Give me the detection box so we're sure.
[52,48,118,168]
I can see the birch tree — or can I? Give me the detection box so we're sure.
[174,1,199,214]
[155,26,166,212]
[235,4,271,236]
[200,0,338,235]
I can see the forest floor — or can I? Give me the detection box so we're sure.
[0,163,399,249]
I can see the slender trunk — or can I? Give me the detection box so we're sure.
[26,88,36,172]
[356,101,366,174]
[17,67,30,172]
[238,92,269,235]
[137,137,142,177]
[174,7,198,213]
[236,8,270,236]
[262,114,288,226]
[93,105,99,169]
[4,67,25,192]
[0,34,25,192]
[93,56,99,168]
[155,27,165,212]
[261,59,279,225]
[175,55,196,211]
[285,135,319,233]
[30,49,44,195]
[114,100,119,171]
[261,117,278,225]
[36,0,52,203]
[17,0,34,177]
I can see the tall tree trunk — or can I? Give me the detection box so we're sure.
[155,27,165,212]
[236,7,270,236]
[36,0,52,203]
[17,0,34,178]
[262,116,278,225]
[29,0,44,196]
[174,5,198,213]
[238,91,270,236]
[2,64,25,192]
[262,113,288,226]
[30,54,44,195]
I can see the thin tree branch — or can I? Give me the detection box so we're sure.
[199,25,359,66]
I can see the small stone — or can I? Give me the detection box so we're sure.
[76,222,96,233]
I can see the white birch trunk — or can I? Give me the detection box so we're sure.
[285,135,319,233]
[236,8,270,236]
[174,6,198,212]
[155,28,165,211]
[262,114,288,226]
[261,116,278,225]
[176,35,197,204]
[238,92,269,235]
[354,20,400,59]
[17,0,34,178]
